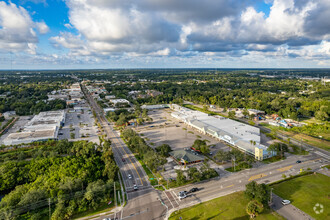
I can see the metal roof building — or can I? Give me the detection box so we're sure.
[170,104,273,160]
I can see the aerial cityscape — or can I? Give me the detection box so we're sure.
[0,1,329,220]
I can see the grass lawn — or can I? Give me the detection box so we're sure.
[272,173,330,220]
[169,192,284,220]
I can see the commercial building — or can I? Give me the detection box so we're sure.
[3,110,65,146]
[170,104,273,160]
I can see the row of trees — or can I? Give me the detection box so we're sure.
[121,128,166,172]
[215,148,254,171]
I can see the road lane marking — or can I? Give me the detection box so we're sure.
[248,173,267,181]
[111,133,144,186]
[225,184,234,188]
[277,165,292,172]
[85,91,144,186]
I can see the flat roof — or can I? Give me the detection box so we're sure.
[4,128,56,144]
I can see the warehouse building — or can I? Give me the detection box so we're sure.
[3,110,65,146]
[170,104,273,160]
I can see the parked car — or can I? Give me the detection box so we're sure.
[134,184,138,190]
[296,160,302,163]
[281,200,291,205]
[122,158,125,162]
[128,174,132,179]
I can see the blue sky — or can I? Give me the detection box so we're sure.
[0,0,330,69]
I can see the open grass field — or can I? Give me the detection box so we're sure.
[272,173,330,220]
[169,192,284,220]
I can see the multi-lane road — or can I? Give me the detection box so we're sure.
[81,84,168,220]
[81,83,329,220]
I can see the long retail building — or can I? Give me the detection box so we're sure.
[170,104,273,160]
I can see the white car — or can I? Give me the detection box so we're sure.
[128,174,132,179]
[133,184,138,190]
[281,200,291,205]
[178,191,187,200]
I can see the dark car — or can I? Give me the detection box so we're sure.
[122,158,125,162]
[296,160,302,163]
[188,188,199,193]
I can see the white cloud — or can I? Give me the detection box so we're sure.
[36,21,49,34]
[44,0,330,67]
[0,2,49,54]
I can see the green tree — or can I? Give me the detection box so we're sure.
[245,181,270,206]
[155,144,172,157]
[215,149,230,163]
[246,200,264,218]
[176,170,186,186]
[228,110,236,118]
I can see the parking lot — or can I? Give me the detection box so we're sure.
[135,109,230,155]
[0,116,32,144]
[59,106,99,144]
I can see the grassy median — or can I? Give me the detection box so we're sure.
[169,191,284,220]
[272,173,330,220]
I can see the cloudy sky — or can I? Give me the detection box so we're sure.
[0,0,330,69]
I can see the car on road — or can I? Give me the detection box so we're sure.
[188,188,199,193]
[178,191,187,200]
[122,158,125,162]
[296,160,302,163]
[281,200,291,205]
[128,174,132,179]
[133,184,138,190]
